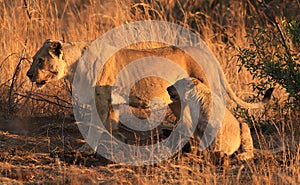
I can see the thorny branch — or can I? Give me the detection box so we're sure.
[6,84,73,110]
[8,0,33,112]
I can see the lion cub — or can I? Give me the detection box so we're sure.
[167,77,273,161]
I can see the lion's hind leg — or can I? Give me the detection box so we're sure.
[237,122,254,160]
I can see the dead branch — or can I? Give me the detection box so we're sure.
[14,91,72,109]
[0,53,19,69]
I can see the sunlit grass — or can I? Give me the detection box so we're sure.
[0,0,299,184]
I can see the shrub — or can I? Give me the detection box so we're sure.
[238,18,300,107]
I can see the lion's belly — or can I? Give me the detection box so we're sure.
[95,47,209,109]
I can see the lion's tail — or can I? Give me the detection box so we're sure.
[219,69,274,109]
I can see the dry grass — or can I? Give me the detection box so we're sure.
[0,0,299,184]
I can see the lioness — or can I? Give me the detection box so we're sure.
[167,77,274,160]
[26,39,272,152]
[27,39,270,109]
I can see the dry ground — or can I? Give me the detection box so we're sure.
[0,111,298,184]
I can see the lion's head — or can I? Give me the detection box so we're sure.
[167,77,209,120]
[26,39,66,87]
[167,77,204,102]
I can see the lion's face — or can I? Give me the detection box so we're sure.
[167,77,201,102]
[26,39,66,88]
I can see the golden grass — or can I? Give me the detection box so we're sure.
[0,0,299,184]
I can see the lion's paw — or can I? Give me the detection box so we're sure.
[237,152,254,161]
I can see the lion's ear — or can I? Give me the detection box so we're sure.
[48,40,63,58]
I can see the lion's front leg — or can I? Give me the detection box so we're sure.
[78,107,105,154]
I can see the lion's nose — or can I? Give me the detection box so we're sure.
[167,86,174,92]
[26,71,33,80]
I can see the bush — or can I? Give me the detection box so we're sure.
[238,18,300,107]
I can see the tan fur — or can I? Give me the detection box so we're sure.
[27,39,270,109]
[167,77,254,160]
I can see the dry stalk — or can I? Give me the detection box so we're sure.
[261,0,291,56]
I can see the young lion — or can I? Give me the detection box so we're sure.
[167,77,274,160]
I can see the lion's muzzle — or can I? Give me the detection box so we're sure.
[26,70,46,88]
